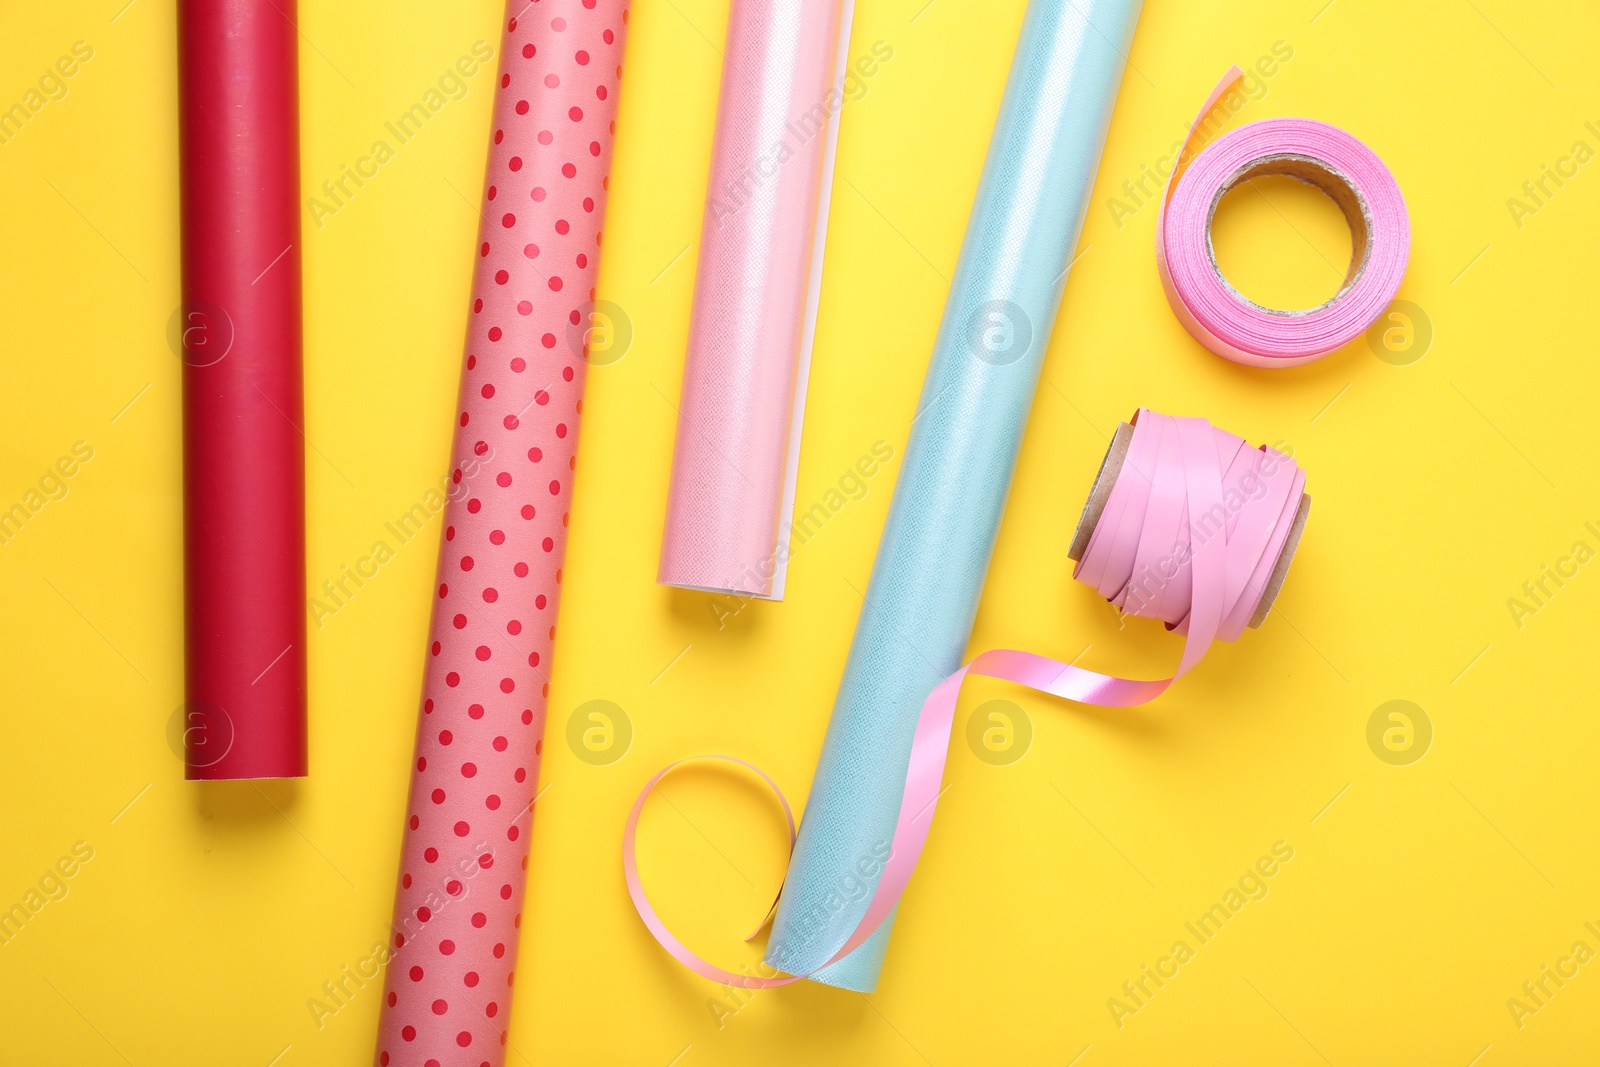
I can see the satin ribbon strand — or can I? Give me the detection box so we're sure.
[622,757,803,988]
[624,410,1307,988]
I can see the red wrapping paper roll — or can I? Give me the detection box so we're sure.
[374,3,629,1063]
[178,0,307,780]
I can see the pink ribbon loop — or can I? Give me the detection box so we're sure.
[622,757,803,988]
[624,410,1307,984]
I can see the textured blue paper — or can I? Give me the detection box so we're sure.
[765,0,1142,991]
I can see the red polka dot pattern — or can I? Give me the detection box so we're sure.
[376,4,629,1064]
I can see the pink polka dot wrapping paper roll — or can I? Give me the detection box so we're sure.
[373,3,628,1065]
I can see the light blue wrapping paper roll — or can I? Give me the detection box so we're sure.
[765,0,1142,991]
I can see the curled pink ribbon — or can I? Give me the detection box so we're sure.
[624,410,1307,984]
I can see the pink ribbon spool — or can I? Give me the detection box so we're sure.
[1157,68,1410,367]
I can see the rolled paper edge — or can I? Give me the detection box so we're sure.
[1069,421,1309,626]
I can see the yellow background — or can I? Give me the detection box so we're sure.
[2,0,1598,1063]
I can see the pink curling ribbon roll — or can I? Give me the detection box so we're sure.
[1157,67,1410,367]
[624,409,1310,985]
[374,3,628,1064]
[657,0,856,600]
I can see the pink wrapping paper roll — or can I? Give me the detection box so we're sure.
[657,0,856,600]
[374,3,628,1064]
